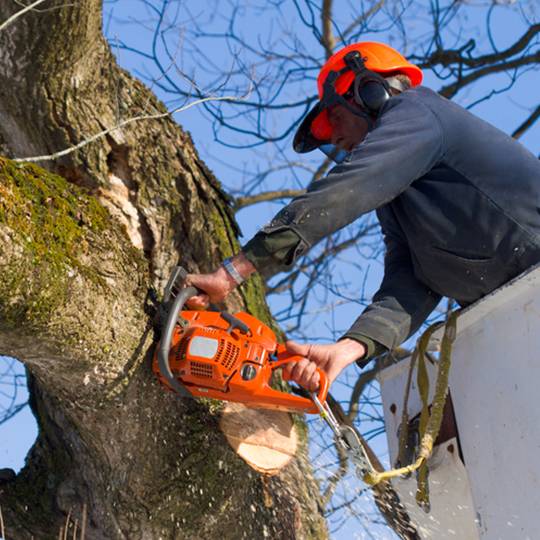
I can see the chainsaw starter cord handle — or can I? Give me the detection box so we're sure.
[158,285,199,398]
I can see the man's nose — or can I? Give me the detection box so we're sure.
[330,128,343,147]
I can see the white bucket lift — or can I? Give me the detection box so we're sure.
[378,264,540,540]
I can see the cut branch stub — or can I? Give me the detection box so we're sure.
[220,402,298,475]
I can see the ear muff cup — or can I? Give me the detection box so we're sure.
[352,76,391,115]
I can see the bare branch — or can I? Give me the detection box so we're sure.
[347,349,411,423]
[418,23,540,70]
[320,432,348,509]
[512,104,540,140]
[234,188,305,210]
[0,0,48,32]
[312,155,333,182]
[321,0,336,58]
[13,92,251,163]
[439,51,540,98]
[267,222,379,296]
[341,0,386,42]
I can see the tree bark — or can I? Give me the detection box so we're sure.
[0,2,327,539]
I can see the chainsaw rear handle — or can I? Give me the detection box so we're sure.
[158,266,251,397]
[272,352,330,406]
[158,284,199,397]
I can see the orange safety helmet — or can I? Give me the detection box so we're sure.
[293,42,423,154]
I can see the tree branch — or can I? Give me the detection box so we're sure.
[312,155,333,182]
[347,349,411,423]
[321,0,335,59]
[439,51,540,98]
[512,104,540,140]
[234,188,305,210]
[341,0,385,42]
[267,222,379,296]
[418,23,540,70]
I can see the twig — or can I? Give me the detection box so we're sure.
[234,189,305,210]
[419,23,540,70]
[0,504,5,540]
[348,348,411,422]
[81,504,87,540]
[63,509,71,540]
[512,104,540,140]
[312,155,332,183]
[321,431,348,508]
[267,222,378,296]
[13,92,251,164]
[439,51,540,98]
[341,0,385,41]
[0,0,47,32]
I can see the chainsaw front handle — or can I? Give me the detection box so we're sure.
[271,354,330,406]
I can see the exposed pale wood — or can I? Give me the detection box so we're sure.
[220,402,298,475]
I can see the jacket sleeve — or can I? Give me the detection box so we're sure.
[342,209,442,362]
[242,91,444,278]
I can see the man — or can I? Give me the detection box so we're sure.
[187,42,540,392]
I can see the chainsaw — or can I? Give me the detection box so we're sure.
[153,267,379,480]
[152,266,330,413]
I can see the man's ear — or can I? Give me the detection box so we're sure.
[385,75,408,95]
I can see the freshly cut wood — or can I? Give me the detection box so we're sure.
[220,402,298,475]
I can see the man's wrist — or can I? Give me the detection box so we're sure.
[216,265,239,292]
[232,252,257,278]
[220,252,257,286]
[335,338,367,365]
[223,257,245,285]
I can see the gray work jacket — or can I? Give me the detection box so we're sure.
[243,87,540,362]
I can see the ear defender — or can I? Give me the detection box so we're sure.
[344,51,391,115]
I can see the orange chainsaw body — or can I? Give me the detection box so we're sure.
[153,309,327,414]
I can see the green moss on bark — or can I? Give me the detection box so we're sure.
[0,157,109,325]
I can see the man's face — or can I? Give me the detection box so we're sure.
[327,102,369,152]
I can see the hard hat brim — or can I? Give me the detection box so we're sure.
[293,102,332,154]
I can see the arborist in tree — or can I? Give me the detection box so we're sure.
[186,41,540,391]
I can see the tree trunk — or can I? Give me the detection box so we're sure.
[0,2,327,538]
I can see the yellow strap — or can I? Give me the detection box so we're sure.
[395,347,418,468]
[396,320,440,470]
[416,334,431,508]
[364,312,457,488]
